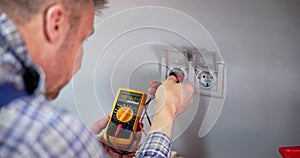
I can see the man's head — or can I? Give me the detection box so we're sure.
[0,0,107,99]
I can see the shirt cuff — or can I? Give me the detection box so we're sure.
[136,132,171,158]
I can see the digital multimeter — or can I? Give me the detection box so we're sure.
[104,88,147,147]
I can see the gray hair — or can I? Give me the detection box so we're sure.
[94,0,108,15]
[0,0,107,24]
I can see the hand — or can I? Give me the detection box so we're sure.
[148,76,194,138]
[90,116,142,158]
[149,76,194,119]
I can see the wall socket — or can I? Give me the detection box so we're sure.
[196,70,215,88]
[161,49,225,98]
[193,50,224,98]
[167,67,188,82]
[161,49,189,82]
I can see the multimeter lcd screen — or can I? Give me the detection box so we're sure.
[118,91,142,104]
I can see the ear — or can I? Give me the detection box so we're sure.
[44,5,68,43]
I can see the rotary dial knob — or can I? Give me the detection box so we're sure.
[116,106,134,122]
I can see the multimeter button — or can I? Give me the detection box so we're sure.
[126,128,132,132]
[116,107,134,123]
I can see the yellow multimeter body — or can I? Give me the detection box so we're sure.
[104,88,146,146]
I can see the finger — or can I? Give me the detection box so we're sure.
[129,140,140,152]
[134,132,142,141]
[90,115,110,134]
[107,149,121,158]
[100,136,117,153]
[99,135,106,143]
[148,87,159,96]
[149,82,161,89]
[101,141,111,152]
[177,99,192,116]
[164,76,177,85]
[149,81,160,86]
[181,83,194,98]
[186,83,195,94]
[148,82,161,96]
[100,137,119,156]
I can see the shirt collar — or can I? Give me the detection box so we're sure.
[0,11,45,95]
[0,12,32,67]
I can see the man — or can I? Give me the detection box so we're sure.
[0,0,194,157]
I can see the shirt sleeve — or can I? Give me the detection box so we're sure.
[0,95,110,158]
[135,132,171,158]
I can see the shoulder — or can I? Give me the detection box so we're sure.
[0,95,106,158]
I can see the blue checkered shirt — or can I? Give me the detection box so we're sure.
[136,132,171,157]
[0,11,171,158]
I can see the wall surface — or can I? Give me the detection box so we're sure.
[54,0,300,157]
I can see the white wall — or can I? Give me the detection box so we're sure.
[54,0,300,157]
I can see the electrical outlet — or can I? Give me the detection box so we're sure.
[193,50,224,98]
[196,70,215,88]
[162,49,189,82]
[167,67,187,82]
[160,48,224,98]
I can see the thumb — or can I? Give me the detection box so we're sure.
[90,115,110,134]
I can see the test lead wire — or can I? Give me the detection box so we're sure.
[143,96,154,126]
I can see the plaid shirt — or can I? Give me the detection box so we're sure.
[0,11,171,158]
[136,133,171,157]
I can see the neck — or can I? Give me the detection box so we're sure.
[16,17,56,99]
[17,21,43,64]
